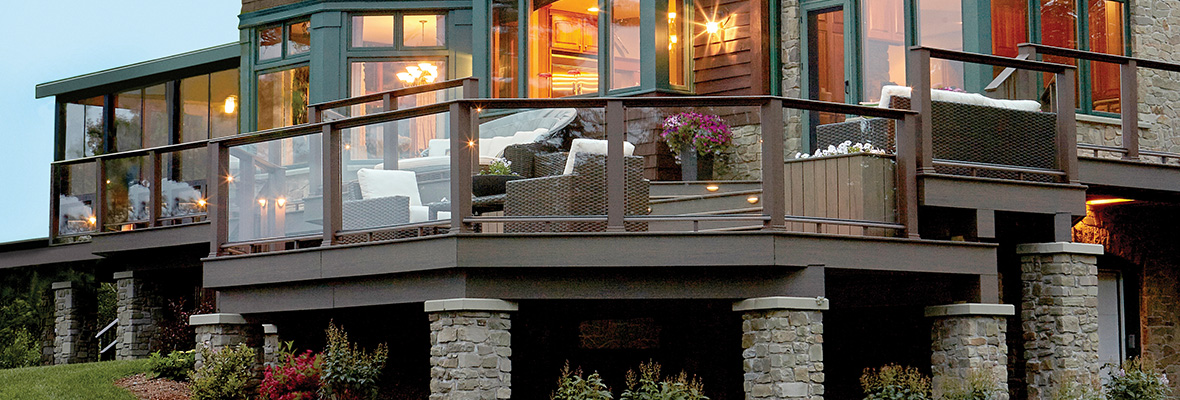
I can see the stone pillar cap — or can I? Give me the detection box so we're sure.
[189,313,248,326]
[924,303,1015,317]
[1015,242,1103,255]
[733,296,829,311]
[112,271,136,280]
[262,324,278,334]
[51,281,74,290]
[424,298,518,312]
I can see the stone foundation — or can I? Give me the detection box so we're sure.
[426,298,516,400]
[114,271,163,360]
[189,313,261,370]
[53,281,96,364]
[926,303,1014,400]
[1017,242,1103,400]
[262,324,280,366]
[735,296,828,400]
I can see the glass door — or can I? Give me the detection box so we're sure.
[805,4,852,151]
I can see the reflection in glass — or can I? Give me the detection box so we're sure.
[114,89,142,152]
[144,84,168,148]
[349,61,449,159]
[181,74,210,142]
[211,69,240,138]
[259,26,283,60]
[1041,0,1079,105]
[160,147,208,223]
[227,133,323,242]
[529,0,600,97]
[668,0,686,87]
[404,15,446,47]
[104,155,150,231]
[288,21,311,55]
[492,0,519,97]
[1089,0,1124,112]
[257,66,310,130]
[56,162,97,235]
[918,0,964,91]
[352,15,396,47]
[991,0,1028,59]
[611,0,641,89]
[63,96,105,159]
[810,9,846,125]
[861,0,906,103]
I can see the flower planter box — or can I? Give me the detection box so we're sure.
[784,153,897,236]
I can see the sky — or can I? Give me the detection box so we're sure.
[0,1,241,243]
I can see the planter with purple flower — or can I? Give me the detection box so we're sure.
[661,112,733,181]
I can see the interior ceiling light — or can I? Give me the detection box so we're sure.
[223,95,238,114]
[1086,198,1134,206]
[588,6,600,12]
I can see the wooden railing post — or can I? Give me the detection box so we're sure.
[322,124,342,246]
[450,100,476,233]
[48,164,60,241]
[382,93,400,170]
[907,47,935,173]
[895,113,921,239]
[760,98,786,231]
[1055,69,1079,184]
[1017,45,1039,101]
[208,142,229,257]
[605,100,625,232]
[1120,59,1140,160]
[149,150,162,227]
[95,157,106,233]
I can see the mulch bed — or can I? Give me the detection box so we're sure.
[114,373,191,400]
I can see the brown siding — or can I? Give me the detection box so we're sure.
[242,0,304,14]
[692,0,769,95]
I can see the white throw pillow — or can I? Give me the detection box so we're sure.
[356,168,423,207]
[563,138,636,175]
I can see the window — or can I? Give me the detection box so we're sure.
[860,0,964,103]
[1036,0,1127,113]
[349,60,448,159]
[351,13,447,49]
[611,0,641,90]
[258,21,311,62]
[63,96,105,158]
[492,0,520,98]
[257,66,311,131]
[180,69,241,142]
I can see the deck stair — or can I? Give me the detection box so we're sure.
[648,181,764,231]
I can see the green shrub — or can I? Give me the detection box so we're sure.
[619,361,707,400]
[96,283,117,329]
[0,328,42,369]
[861,364,931,400]
[480,158,516,176]
[190,343,258,400]
[1105,358,1171,400]
[551,362,612,400]
[940,369,1002,400]
[320,322,388,400]
[147,349,195,381]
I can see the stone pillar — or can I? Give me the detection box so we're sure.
[926,303,1015,400]
[734,296,828,400]
[262,324,280,366]
[53,281,96,364]
[189,313,261,370]
[114,271,162,360]
[426,298,516,400]
[1017,242,1103,400]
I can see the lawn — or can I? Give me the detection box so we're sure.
[0,359,149,400]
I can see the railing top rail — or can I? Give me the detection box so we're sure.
[912,46,1075,73]
[1019,43,1180,73]
[461,96,917,120]
[50,140,208,166]
[307,77,479,111]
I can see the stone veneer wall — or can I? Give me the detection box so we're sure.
[428,311,513,400]
[115,272,162,360]
[741,309,824,400]
[53,282,95,364]
[193,322,261,370]
[1018,245,1101,400]
[1074,204,1180,394]
[930,315,1010,400]
[1128,0,1180,156]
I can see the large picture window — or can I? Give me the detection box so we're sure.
[257,66,311,131]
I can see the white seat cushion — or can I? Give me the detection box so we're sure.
[357,168,422,207]
[878,85,1042,112]
[563,138,636,175]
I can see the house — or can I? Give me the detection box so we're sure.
[1,0,1178,399]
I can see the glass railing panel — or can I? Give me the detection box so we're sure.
[158,147,208,225]
[335,113,452,243]
[102,155,151,232]
[226,133,323,243]
[55,161,98,240]
[627,106,766,232]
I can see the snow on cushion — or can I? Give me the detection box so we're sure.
[357,168,422,207]
[878,85,1042,112]
[562,138,636,175]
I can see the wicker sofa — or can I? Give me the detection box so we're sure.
[814,86,1057,181]
[503,152,649,233]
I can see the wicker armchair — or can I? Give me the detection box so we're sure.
[502,142,566,178]
[503,153,649,232]
[340,180,410,230]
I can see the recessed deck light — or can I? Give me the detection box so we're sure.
[1086,198,1134,206]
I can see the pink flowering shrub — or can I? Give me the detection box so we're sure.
[261,347,323,400]
[661,112,733,157]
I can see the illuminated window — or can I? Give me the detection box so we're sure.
[353,15,396,47]
[258,21,311,61]
[403,15,446,47]
[257,66,310,130]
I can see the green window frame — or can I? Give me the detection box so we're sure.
[1030,0,1131,116]
[256,20,312,64]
